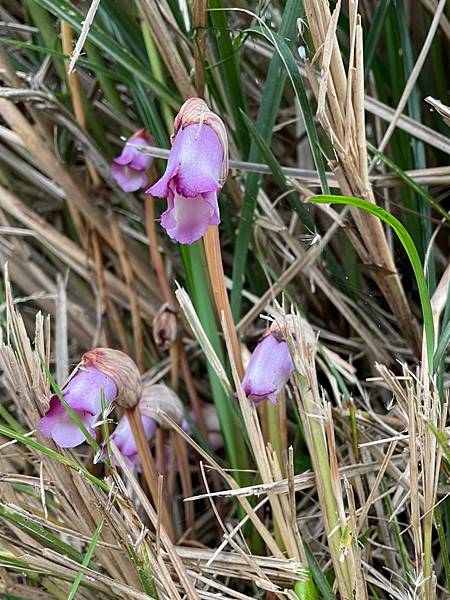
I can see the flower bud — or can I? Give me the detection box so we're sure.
[83,348,142,410]
[146,97,228,244]
[111,129,153,192]
[139,382,184,426]
[268,315,315,346]
[241,329,293,405]
[153,304,178,351]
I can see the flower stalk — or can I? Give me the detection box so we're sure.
[203,224,244,379]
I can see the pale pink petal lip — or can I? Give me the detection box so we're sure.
[160,187,220,245]
[39,366,117,448]
[111,163,148,192]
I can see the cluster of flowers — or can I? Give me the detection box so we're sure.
[39,332,293,463]
[39,98,296,461]
[112,98,226,245]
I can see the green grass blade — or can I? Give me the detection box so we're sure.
[0,503,86,563]
[0,424,109,493]
[239,109,313,227]
[66,516,105,600]
[229,0,306,318]
[208,1,250,156]
[179,242,249,485]
[33,0,179,108]
[303,542,335,600]
[368,143,450,225]
[363,0,391,78]
[308,194,434,371]
[434,319,450,369]
[435,504,450,592]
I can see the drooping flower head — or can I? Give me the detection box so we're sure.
[241,327,294,405]
[39,348,141,448]
[146,98,228,244]
[39,363,116,448]
[111,129,153,192]
[111,383,183,469]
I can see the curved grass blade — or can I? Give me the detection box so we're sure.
[308,194,434,371]
[368,142,450,225]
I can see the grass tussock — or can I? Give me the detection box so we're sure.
[0,0,450,598]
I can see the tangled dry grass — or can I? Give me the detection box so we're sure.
[0,0,450,598]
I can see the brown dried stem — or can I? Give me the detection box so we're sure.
[203,225,244,379]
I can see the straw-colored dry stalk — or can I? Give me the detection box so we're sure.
[303,0,421,354]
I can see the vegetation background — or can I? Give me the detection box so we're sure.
[0,0,449,598]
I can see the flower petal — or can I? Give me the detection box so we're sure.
[242,335,293,404]
[112,144,137,166]
[171,125,222,197]
[39,398,96,448]
[64,367,117,416]
[147,124,223,200]
[111,414,157,468]
[160,188,219,244]
[111,163,148,192]
[147,162,178,198]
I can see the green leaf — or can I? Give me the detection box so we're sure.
[0,503,85,563]
[208,1,250,156]
[434,318,450,369]
[239,109,313,228]
[368,143,450,225]
[33,0,179,108]
[304,543,335,600]
[0,423,109,493]
[229,0,305,318]
[66,517,105,600]
[308,194,434,371]
[364,0,391,78]
[294,569,319,600]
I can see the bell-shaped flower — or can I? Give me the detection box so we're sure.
[111,129,153,192]
[146,98,228,244]
[112,383,184,469]
[241,332,293,405]
[39,348,141,448]
[110,412,157,468]
[39,366,117,448]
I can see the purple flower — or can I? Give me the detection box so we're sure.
[111,129,153,192]
[111,383,183,469]
[242,334,293,405]
[39,366,117,448]
[146,97,228,245]
[110,413,157,469]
